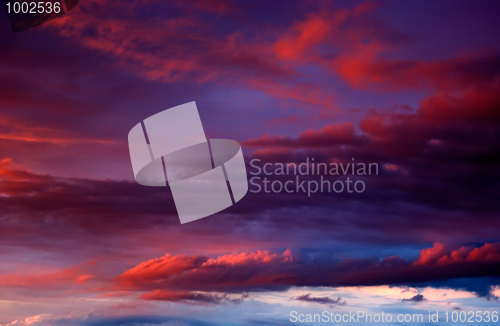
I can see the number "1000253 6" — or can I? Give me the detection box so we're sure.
[5,2,62,14]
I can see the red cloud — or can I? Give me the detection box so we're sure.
[415,243,500,266]
[418,83,500,123]
[273,2,381,61]
[0,115,113,145]
[116,254,206,288]
[0,263,95,289]
[245,122,358,148]
[274,13,337,60]
[414,243,449,266]
[333,54,500,91]
[113,243,500,300]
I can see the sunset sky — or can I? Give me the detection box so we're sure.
[0,0,499,325]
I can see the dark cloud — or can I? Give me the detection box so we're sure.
[402,294,426,302]
[0,161,178,230]
[294,293,346,306]
[140,290,248,305]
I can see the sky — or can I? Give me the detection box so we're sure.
[0,0,499,325]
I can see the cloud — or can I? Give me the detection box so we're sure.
[402,294,426,302]
[414,243,449,266]
[414,243,500,266]
[293,293,346,306]
[113,243,500,300]
[245,122,360,148]
[140,290,248,305]
[117,255,206,288]
[334,54,500,91]
[0,116,113,145]
[2,314,52,326]
[0,158,178,230]
[0,261,98,299]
